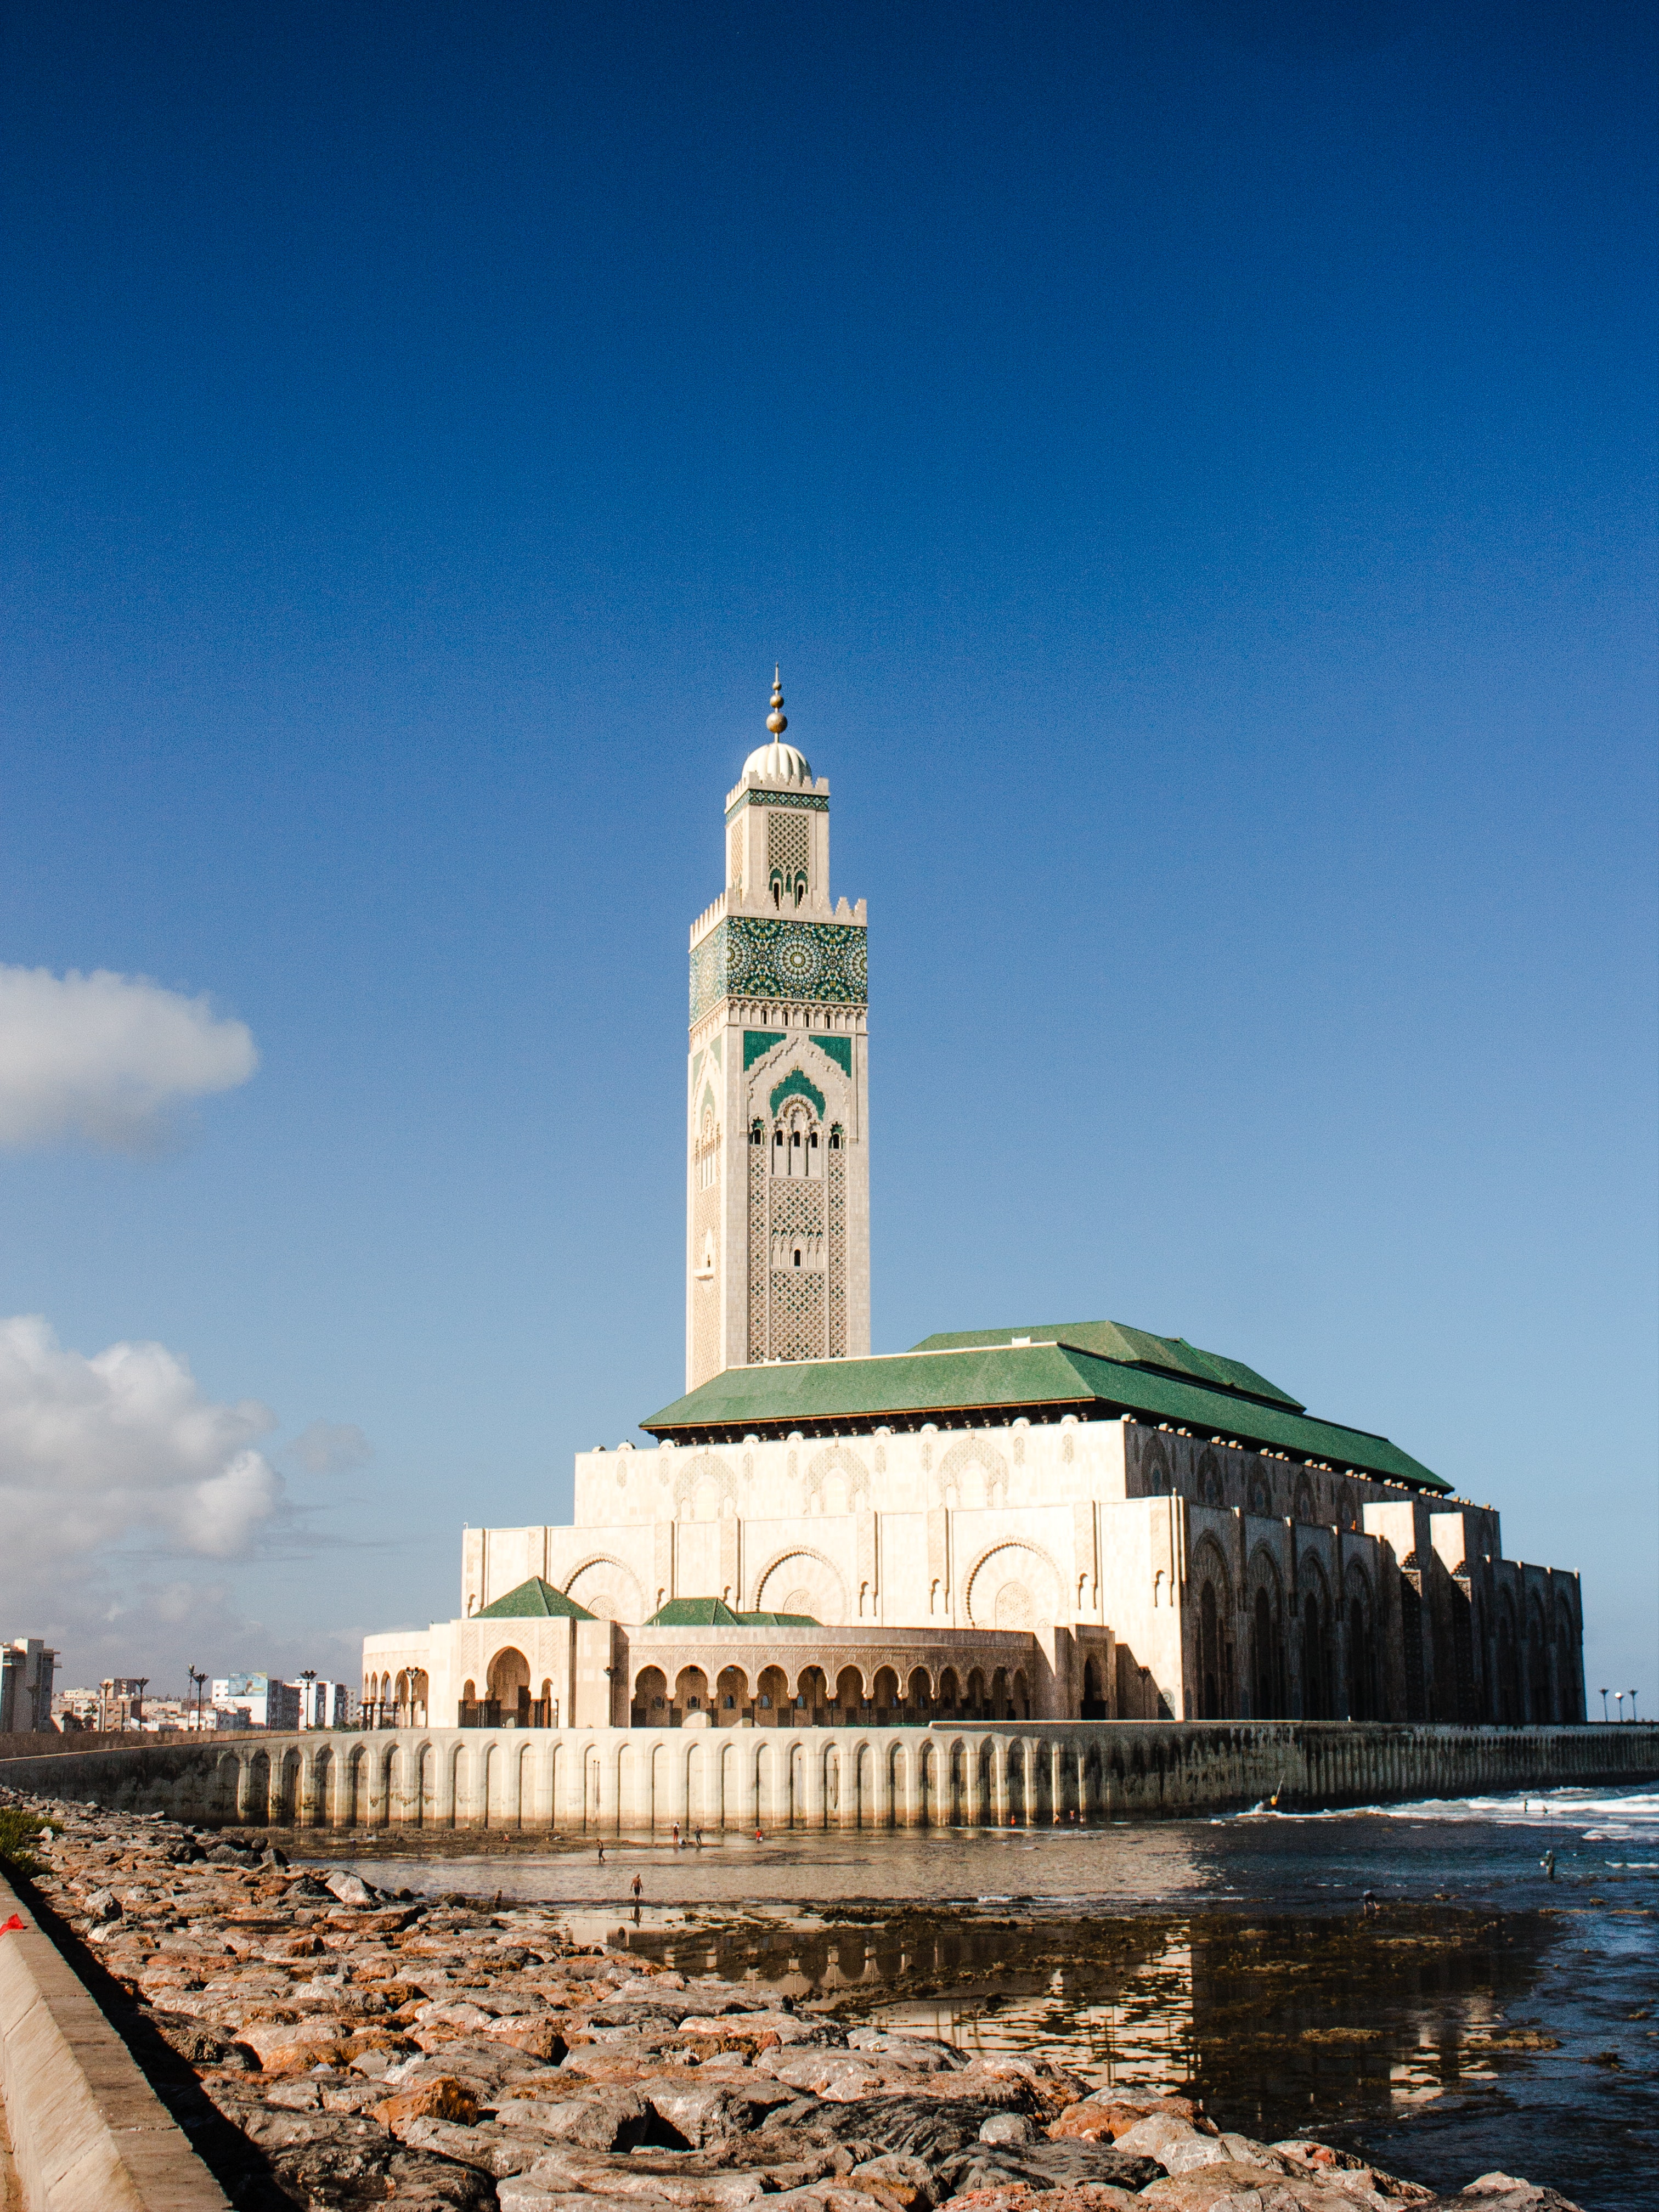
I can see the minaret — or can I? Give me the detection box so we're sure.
[686,672,870,1388]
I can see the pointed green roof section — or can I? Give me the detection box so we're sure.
[474,1576,595,1621]
[640,1327,1449,1494]
[647,1596,743,1627]
[910,1321,1304,1411]
[644,1597,821,1628]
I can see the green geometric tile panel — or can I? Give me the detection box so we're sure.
[690,917,868,1023]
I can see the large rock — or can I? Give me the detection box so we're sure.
[1139,2162,1404,2211]
[373,2074,481,2128]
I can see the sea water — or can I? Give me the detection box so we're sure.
[313,1783,1659,2209]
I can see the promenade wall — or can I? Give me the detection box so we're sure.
[3,1722,1655,1832]
[0,1866,228,2211]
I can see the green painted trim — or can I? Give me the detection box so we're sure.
[725,788,828,822]
[699,1082,717,1126]
[708,1034,722,1066]
[744,1029,787,1070]
[770,1066,826,1118]
[810,1034,853,1077]
[689,1050,704,1093]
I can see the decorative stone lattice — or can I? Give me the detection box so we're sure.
[728,823,743,887]
[828,1150,847,1357]
[771,1264,824,1362]
[747,1142,768,1359]
[767,808,810,878]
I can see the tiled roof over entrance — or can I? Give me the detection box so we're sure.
[640,1324,1449,1494]
[645,1598,821,1628]
[474,1576,596,1620]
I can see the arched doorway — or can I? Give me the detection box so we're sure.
[487,1646,531,1728]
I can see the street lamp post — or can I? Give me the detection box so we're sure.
[1615,1692,1625,1723]
[1599,1687,1610,1723]
[300,1667,317,1729]
[1629,1691,1639,1723]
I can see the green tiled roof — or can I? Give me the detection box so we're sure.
[474,1576,595,1621]
[645,1598,822,1628]
[910,1321,1304,1410]
[647,1598,743,1627]
[641,1330,1449,1494]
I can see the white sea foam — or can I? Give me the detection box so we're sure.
[1224,1783,1659,1842]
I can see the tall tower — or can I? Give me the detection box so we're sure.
[686,672,870,1389]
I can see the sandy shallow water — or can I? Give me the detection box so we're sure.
[303,1782,1659,2210]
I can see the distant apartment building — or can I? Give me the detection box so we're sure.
[211,1673,301,1730]
[291,1678,356,1729]
[100,1678,148,1730]
[0,1640,58,1733]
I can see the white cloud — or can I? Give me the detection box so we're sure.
[0,964,257,1150]
[290,1419,374,1476]
[0,1316,286,1584]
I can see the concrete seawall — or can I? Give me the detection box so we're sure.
[0,1868,228,2212]
[4,1721,1655,1832]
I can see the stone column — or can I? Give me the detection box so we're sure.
[1051,1739,1064,1821]
[740,1738,761,1831]
[991,1737,1009,1827]
[297,1747,321,1828]
[365,1743,388,1829]
[871,1738,891,1828]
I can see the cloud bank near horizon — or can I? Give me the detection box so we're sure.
[0,963,257,1150]
[0,1315,286,1577]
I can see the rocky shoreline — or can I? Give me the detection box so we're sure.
[4,1792,1585,2212]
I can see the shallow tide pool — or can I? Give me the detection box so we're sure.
[305,1783,1659,2210]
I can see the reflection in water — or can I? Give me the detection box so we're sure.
[310,1789,1658,2212]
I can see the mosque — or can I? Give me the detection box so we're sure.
[363,676,1584,1744]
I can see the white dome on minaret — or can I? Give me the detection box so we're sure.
[742,668,812,783]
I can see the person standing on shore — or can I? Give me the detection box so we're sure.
[631,1874,644,1901]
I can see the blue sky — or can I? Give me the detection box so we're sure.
[1,1,1653,1709]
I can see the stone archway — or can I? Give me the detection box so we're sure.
[752,1547,848,1623]
[964,1541,1059,1631]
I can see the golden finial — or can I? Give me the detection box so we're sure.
[766,665,788,736]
